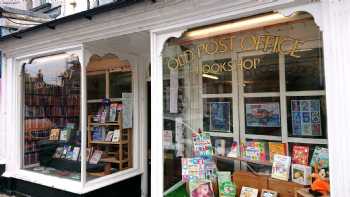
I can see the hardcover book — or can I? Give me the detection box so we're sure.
[271,154,291,181]
[181,158,205,182]
[240,186,258,197]
[292,145,309,165]
[268,142,286,161]
[292,164,312,185]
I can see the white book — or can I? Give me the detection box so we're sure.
[271,154,291,181]
[71,147,80,161]
[112,130,120,142]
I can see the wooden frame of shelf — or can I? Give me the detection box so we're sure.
[87,114,132,175]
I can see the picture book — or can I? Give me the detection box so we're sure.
[109,103,118,122]
[71,147,80,161]
[89,150,103,164]
[271,154,291,181]
[268,142,286,161]
[292,145,309,165]
[217,171,236,197]
[204,160,217,181]
[227,141,239,158]
[292,164,312,185]
[260,189,278,197]
[240,186,258,197]
[310,147,329,169]
[255,141,267,161]
[181,158,205,182]
[112,129,120,142]
[245,145,260,161]
[49,129,60,140]
[53,147,64,158]
[214,139,226,156]
[105,131,114,142]
[189,180,215,197]
[192,132,213,159]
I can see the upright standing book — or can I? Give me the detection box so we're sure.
[292,145,309,165]
[271,154,291,181]
[192,132,213,160]
[181,158,205,182]
[268,142,286,161]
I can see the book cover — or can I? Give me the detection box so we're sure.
[240,186,258,197]
[92,127,105,141]
[217,171,236,197]
[256,141,267,161]
[89,150,103,164]
[310,147,329,169]
[112,129,120,142]
[268,142,286,161]
[105,131,114,142]
[244,142,260,161]
[109,103,118,122]
[189,180,214,197]
[49,129,60,141]
[292,164,312,185]
[181,158,205,182]
[61,145,70,159]
[204,160,217,181]
[60,129,71,142]
[192,132,213,160]
[215,139,226,156]
[65,146,73,160]
[260,189,278,197]
[227,141,239,158]
[292,145,309,165]
[71,147,80,161]
[271,154,291,181]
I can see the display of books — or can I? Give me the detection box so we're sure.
[292,145,309,165]
[189,180,215,197]
[292,164,312,185]
[89,150,103,164]
[240,186,258,197]
[268,142,286,161]
[271,154,291,181]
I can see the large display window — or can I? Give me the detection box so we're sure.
[162,12,329,196]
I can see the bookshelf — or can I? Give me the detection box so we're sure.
[87,114,132,174]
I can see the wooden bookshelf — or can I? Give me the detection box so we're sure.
[87,114,132,173]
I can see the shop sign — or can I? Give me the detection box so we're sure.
[167,34,304,74]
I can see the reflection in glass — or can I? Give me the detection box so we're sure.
[202,58,232,94]
[109,71,132,98]
[87,74,106,100]
[23,53,81,180]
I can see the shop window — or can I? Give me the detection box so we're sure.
[23,53,81,180]
[109,71,132,98]
[87,74,106,100]
[162,13,329,196]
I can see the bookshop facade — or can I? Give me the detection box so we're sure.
[0,0,349,196]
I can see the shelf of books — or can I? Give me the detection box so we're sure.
[87,102,132,175]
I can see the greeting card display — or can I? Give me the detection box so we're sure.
[292,145,309,165]
[271,154,291,181]
[182,158,205,182]
[292,164,312,185]
[245,103,280,127]
[189,180,215,197]
[192,132,213,159]
[291,99,322,136]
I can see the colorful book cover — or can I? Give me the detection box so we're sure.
[245,145,260,161]
[189,180,215,197]
[217,171,236,197]
[181,158,205,182]
[292,145,309,165]
[310,147,329,169]
[240,186,258,197]
[291,100,322,136]
[268,142,286,161]
[292,164,312,185]
[271,154,291,181]
[89,150,103,164]
[255,141,267,161]
[227,141,239,158]
[192,132,213,159]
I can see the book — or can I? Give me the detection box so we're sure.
[268,142,286,161]
[53,147,64,158]
[61,145,70,159]
[260,189,277,197]
[112,129,120,142]
[204,160,217,181]
[79,147,93,161]
[181,158,205,182]
[215,139,226,156]
[310,147,329,169]
[89,150,103,164]
[71,147,80,161]
[60,129,71,141]
[49,129,60,140]
[271,154,291,181]
[192,132,213,159]
[189,180,214,197]
[105,131,114,142]
[217,171,236,197]
[65,146,73,160]
[227,141,239,158]
[240,186,258,197]
[92,127,105,141]
[109,103,118,122]
[292,145,309,165]
[292,164,312,185]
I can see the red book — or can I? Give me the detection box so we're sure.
[292,145,309,165]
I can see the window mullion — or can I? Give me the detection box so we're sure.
[279,54,288,146]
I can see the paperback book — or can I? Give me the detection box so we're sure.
[271,154,291,181]
[292,145,309,165]
[217,171,236,197]
[49,129,60,141]
[89,150,103,164]
[71,147,80,161]
[112,129,120,142]
[310,147,329,169]
[192,132,213,160]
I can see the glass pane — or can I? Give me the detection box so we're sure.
[87,74,106,100]
[288,143,328,168]
[245,97,281,136]
[286,48,325,91]
[23,53,81,181]
[243,53,279,93]
[202,58,232,94]
[109,71,132,98]
[203,98,233,133]
[287,96,327,138]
